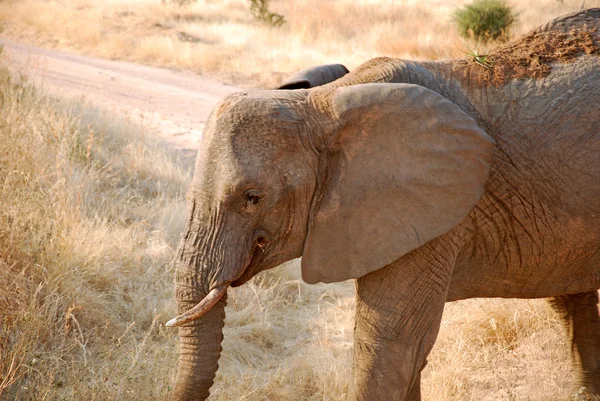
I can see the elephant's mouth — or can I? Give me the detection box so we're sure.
[166,238,267,327]
[231,237,267,287]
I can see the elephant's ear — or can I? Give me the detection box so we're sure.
[301,83,495,284]
[277,64,349,89]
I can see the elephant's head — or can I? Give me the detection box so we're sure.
[168,77,494,400]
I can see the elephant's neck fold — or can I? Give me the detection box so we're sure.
[391,60,486,124]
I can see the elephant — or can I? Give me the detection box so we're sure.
[166,9,600,401]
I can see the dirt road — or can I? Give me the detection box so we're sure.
[0,39,239,150]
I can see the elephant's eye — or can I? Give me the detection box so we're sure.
[243,190,263,209]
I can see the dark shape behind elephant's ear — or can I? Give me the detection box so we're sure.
[277,64,349,89]
[301,83,495,284]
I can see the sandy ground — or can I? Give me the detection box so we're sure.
[0,38,238,152]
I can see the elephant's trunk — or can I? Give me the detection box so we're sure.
[173,297,226,401]
[172,212,228,401]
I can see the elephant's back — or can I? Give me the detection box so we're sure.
[454,8,600,89]
[452,8,600,203]
[536,7,600,34]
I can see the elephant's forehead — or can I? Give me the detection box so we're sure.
[210,97,304,165]
[213,91,302,125]
[198,94,306,186]
[229,127,301,181]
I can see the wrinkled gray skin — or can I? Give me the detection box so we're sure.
[173,9,600,401]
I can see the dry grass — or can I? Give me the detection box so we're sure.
[0,0,597,399]
[426,298,572,401]
[1,0,599,87]
[0,58,188,399]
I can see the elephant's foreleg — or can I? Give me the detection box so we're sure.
[347,246,454,401]
[548,290,600,395]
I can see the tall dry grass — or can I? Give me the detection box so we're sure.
[0,57,188,399]
[1,0,599,87]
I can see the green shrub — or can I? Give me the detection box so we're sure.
[249,0,286,27]
[454,0,517,42]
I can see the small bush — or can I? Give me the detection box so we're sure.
[454,0,516,42]
[249,0,286,27]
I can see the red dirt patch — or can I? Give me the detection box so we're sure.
[463,25,599,86]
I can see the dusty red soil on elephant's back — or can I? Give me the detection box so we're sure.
[461,24,599,86]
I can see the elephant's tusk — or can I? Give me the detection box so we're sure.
[166,283,229,327]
